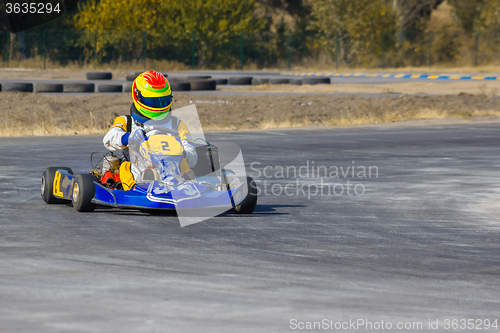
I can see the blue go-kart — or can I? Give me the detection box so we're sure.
[41,126,257,215]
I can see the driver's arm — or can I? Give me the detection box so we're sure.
[177,120,198,168]
[103,116,130,151]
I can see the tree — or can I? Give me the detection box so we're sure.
[393,0,443,41]
[447,0,485,34]
[73,0,266,67]
[475,0,500,35]
[309,0,396,66]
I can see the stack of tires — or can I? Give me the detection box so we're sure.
[0,72,332,95]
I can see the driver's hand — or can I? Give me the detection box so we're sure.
[128,128,146,146]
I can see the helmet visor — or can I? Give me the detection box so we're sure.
[138,93,172,109]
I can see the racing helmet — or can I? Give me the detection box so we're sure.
[132,70,172,121]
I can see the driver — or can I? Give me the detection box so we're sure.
[103,70,198,190]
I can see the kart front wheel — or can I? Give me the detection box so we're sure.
[233,176,258,214]
[72,174,96,212]
[41,167,73,204]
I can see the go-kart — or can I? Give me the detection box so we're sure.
[41,126,257,217]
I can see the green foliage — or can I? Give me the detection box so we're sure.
[447,0,485,34]
[309,0,397,66]
[7,0,500,69]
[476,0,500,35]
[72,0,267,67]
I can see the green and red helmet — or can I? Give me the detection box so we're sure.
[132,70,172,121]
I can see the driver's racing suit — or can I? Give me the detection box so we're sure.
[103,110,198,188]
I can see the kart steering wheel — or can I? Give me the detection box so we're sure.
[145,125,180,139]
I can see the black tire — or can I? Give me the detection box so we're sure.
[189,79,216,91]
[228,76,252,85]
[98,84,123,93]
[233,177,258,214]
[41,167,73,204]
[123,82,133,92]
[64,83,95,93]
[2,83,33,92]
[86,72,112,80]
[270,78,289,85]
[0,84,2,91]
[35,83,63,93]
[289,78,302,85]
[215,78,228,85]
[170,81,191,91]
[251,78,269,85]
[187,75,211,80]
[302,77,330,85]
[72,174,96,212]
[192,144,217,177]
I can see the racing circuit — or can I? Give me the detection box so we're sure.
[1,119,500,331]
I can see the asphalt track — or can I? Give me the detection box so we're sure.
[1,123,500,332]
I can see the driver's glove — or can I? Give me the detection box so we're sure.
[122,128,146,147]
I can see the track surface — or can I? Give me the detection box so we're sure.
[1,123,500,332]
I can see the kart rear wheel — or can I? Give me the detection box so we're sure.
[72,174,96,212]
[233,176,258,214]
[41,167,73,204]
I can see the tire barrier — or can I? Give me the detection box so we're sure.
[123,82,133,92]
[170,81,191,91]
[98,84,123,93]
[187,75,211,80]
[35,83,63,93]
[269,78,290,85]
[215,78,228,85]
[228,76,253,85]
[63,83,95,93]
[86,72,112,80]
[125,72,144,81]
[189,79,217,91]
[2,82,33,92]
[302,77,330,85]
[289,78,302,85]
[251,78,269,85]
